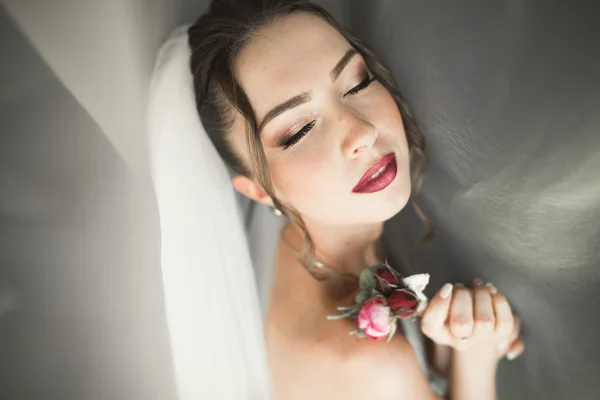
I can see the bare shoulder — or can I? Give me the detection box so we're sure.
[264,244,439,400]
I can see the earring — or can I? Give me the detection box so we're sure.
[272,207,282,216]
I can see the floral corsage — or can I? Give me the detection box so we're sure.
[327,263,430,342]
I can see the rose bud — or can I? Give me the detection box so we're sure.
[356,295,394,340]
[388,288,419,318]
[375,267,400,294]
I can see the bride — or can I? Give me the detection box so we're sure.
[159,0,524,398]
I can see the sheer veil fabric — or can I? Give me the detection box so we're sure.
[148,28,272,399]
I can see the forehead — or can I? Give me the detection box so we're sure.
[234,13,351,119]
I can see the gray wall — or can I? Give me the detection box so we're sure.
[0,10,176,400]
[368,1,600,399]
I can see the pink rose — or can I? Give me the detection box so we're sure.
[375,267,400,294]
[388,289,419,318]
[356,295,393,340]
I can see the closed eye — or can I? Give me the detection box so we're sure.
[344,75,374,96]
[278,74,373,149]
[279,120,316,149]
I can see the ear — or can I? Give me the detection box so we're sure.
[232,174,273,206]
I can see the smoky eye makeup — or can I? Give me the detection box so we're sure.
[275,61,375,150]
[344,61,375,96]
[344,73,374,96]
[278,120,316,149]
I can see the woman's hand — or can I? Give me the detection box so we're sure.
[420,280,524,361]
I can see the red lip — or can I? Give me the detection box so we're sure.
[352,153,398,194]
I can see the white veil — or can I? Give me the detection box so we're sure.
[147,27,272,399]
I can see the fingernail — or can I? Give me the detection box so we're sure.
[455,283,465,288]
[474,278,483,286]
[507,351,520,360]
[440,283,453,299]
[486,282,498,294]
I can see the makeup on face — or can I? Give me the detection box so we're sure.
[352,153,398,194]
[258,49,374,150]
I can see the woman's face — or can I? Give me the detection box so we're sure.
[231,13,411,226]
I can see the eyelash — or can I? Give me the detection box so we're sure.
[344,75,375,96]
[280,120,316,149]
[279,75,374,149]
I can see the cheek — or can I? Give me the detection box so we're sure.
[266,139,349,222]
[369,89,411,172]
[268,150,330,204]
[374,91,408,144]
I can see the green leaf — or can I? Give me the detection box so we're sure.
[358,268,375,291]
[355,289,370,305]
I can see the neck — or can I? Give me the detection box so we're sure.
[286,218,386,278]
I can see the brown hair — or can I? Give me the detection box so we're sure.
[188,0,431,279]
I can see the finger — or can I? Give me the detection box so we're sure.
[497,317,521,355]
[508,316,521,343]
[421,283,454,337]
[489,283,514,339]
[506,337,525,360]
[448,284,474,339]
[473,279,495,335]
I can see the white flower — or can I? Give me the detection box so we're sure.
[402,273,430,314]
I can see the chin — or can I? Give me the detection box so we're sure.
[354,179,413,224]
[381,185,412,221]
[370,153,412,221]
[377,166,412,215]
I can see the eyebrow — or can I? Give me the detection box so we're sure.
[258,48,358,133]
[330,48,358,82]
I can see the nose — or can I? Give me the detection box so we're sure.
[340,109,378,159]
